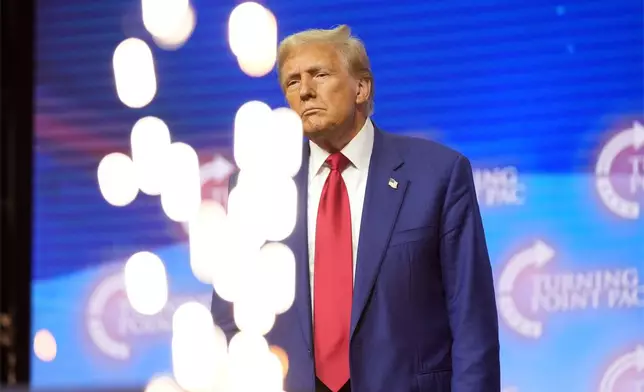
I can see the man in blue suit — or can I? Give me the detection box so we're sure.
[211,24,500,392]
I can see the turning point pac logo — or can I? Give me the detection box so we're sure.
[599,345,644,392]
[595,121,644,220]
[473,166,525,207]
[85,269,211,360]
[497,240,644,339]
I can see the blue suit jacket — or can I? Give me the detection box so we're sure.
[211,128,500,392]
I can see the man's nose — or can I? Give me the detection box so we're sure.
[299,78,316,100]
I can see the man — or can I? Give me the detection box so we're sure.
[211,25,500,392]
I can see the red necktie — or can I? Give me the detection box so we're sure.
[314,152,352,392]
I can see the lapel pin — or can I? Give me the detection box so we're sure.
[388,178,398,189]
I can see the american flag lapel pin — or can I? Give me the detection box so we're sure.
[388,178,398,189]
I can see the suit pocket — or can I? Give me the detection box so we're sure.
[416,370,451,392]
[388,226,433,247]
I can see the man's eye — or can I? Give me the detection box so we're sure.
[316,73,328,78]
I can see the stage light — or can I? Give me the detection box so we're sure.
[188,200,228,284]
[233,100,273,174]
[228,2,278,77]
[233,297,276,336]
[258,243,296,314]
[124,251,168,315]
[160,142,202,222]
[144,375,182,392]
[112,38,157,108]
[152,5,197,50]
[33,329,57,362]
[210,237,260,303]
[171,302,228,392]
[97,152,139,207]
[233,103,303,177]
[270,107,304,177]
[269,345,290,380]
[131,116,172,196]
[227,331,283,391]
[142,0,190,39]
[260,176,298,242]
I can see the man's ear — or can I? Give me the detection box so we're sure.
[355,77,372,106]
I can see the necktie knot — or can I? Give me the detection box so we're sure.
[326,152,350,172]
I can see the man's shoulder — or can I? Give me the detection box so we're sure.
[381,131,466,170]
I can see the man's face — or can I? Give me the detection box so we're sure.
[280,43,359,136]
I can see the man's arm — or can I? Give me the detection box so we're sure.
[210,171,240,343]
[439,155,500,392]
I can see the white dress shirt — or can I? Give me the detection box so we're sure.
[307,118,375,307]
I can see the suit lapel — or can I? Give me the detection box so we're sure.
[282,141,313,351]
[351,129,407,340]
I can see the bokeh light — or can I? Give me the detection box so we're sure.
[144,375,183,392]
[160,142,202,222]
[234,103,303,177]
[270,107,304,177]
[33,329,57,362]
[124,251,168,315]
[258,242,296,314]
[97,152,139,207]
[131,116,172,196]
[228,2,278,77]
[152,5,197,50]
[233,100,274,175]
[188,200,228,284]
[142,0,190,40]
[211,237,260,303]
[227,331,282,391]
[233,293,276,336]
[112,38,157,108]
[171,302,228,392]
[269,345,290,379]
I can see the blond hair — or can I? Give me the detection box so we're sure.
[277,25,375,115]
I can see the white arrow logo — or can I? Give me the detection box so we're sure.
[598,345,644,392]
[497,240,555,339]
[595,121,644,220]
[181,154,235,235]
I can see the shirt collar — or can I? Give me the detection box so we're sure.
[309,117,375,175]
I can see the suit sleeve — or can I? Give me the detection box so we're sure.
[210,171,240,343]
[439,155,500,392]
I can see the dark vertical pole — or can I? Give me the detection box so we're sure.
[0,0,35,386]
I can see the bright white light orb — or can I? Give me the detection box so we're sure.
[124,251,168,315]
[234,103,303,177]
[113,38,157,108]
[270,107,303,177]
[228,2,278,77]
[152,5,197,50]
[188,200,228,284]
[233,100,273,174]
[258,242,296,314]
[228,331,282,391]
[260,176,298,242]
[33,329,57,362]
[145,375,183,392]
[233,296,276,336]
[171,302,229,392]
[131,116,172,196]
[97,152,139,207]
[160,142,202,222]
[142,0,190,40]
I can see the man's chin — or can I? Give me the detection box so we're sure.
[302,124,328,137]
